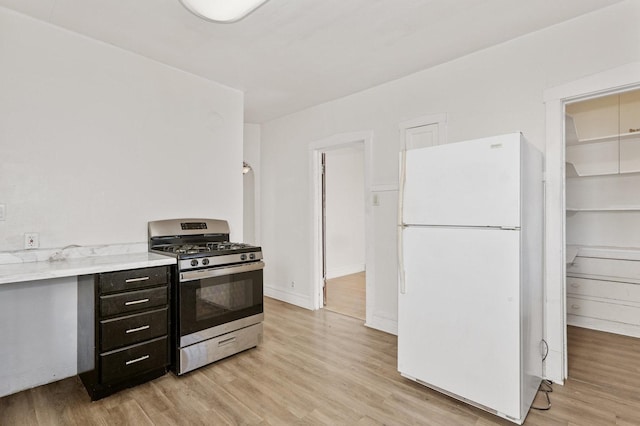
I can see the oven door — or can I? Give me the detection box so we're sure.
[179,261,264,347]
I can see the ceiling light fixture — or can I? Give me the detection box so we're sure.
[179,0,269,23]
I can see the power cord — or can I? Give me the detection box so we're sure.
[531,380,553,410]
[532,339,552,410]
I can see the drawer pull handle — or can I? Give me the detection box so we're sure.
[125,298,150,306]
[218,337,237,347]
[572,304,580,309]
[570,283,580,288]
[125,355,150,366]
[126,325,150,334]
[125,276,150,283]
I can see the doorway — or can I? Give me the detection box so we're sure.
[543,61,640,384]
[563,88,640,392]
[310,131,373,321]
[322,145,366,320]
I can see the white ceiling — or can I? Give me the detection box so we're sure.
[0,0,625,123]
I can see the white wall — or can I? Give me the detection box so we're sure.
[0,7,243,397]
[259,0,640,340]
[325,146,365,278]
[0,7,244,251]
[0,278,76,397]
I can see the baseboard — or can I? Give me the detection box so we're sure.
[326,264,365,279]
[0,371,76,399]
[365,314,397,336]
[568,315,640,338]
[264,285,314,310]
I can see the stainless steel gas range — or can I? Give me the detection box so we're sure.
[148,218,264,375]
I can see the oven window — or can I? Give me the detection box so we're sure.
[180,268,263,337]
[196,279,253,320]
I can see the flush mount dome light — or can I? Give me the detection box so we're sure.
[179,0,269,23]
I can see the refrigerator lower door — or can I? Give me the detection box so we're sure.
[398,226,522,421]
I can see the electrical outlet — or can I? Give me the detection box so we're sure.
[291,281,295,288]
[24,232,39,249]
[0,204,5,221]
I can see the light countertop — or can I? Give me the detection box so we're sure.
[0,245,175,285]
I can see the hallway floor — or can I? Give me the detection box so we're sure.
[325,271,365,320]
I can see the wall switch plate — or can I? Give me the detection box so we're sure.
[0,204,5,221]
[24,233,39,249]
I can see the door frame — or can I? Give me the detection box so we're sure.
[398,113,447,150]
[543,61,640,384]
[309,131,373,317]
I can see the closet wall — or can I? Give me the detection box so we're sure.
[565,89,640,337]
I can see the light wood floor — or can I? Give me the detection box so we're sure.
[325,271,366,320]
[2,300,640,425]
[567,325,640,404]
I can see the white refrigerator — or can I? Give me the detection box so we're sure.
[397,133,544,425]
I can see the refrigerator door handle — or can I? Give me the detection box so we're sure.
[398,150,407,228]
[398,224,407,294]
[398,150,407,295]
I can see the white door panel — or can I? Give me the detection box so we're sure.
[404,123,438,151]
[398,226,521,418]
[402,133,521,228]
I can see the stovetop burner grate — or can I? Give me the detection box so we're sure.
[156,242,255,255]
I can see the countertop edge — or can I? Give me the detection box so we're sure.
[0,252,176,286]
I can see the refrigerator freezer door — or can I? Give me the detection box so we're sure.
[402,133,521,228]
[398,226,521,419]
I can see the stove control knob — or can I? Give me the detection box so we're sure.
[190,259,199,267]
[202,258,209,266]
[240,254,247,261]
[249,253,255,260]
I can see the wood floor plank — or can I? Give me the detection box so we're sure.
[106,398,155,425]
[0,389,36,426]
[2,299,640,425]
[29,376,87,426]
[325,271,366,320]
[186,370,263,425]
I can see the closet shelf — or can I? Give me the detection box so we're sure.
[565,161,640,178]
[566,245,580,264]
[566,206,640,213]
[567,245,640,261]
[566,162,579,177]
[566,131,640,147]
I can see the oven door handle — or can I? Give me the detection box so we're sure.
[180,261,265,282]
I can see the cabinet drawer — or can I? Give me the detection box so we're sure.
[99,266,168,294]
[100,286,168,317]
[567,277,640,303]
[100,307,167,352]
[567,256,640,282]
[100,336,167,384]
[567,297,640,326]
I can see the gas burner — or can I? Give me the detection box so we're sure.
[182,245,209,253]
[162,244,210,254]
[207,242,251,251]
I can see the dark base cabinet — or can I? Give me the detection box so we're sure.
[78,266,170,400]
